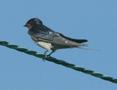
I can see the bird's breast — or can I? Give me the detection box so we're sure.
[37,41,52,50]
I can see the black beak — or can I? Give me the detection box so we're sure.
[24,24,27,27]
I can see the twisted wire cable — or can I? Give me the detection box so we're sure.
[0,40,117,84]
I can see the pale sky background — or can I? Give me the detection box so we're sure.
[0,0,117,90]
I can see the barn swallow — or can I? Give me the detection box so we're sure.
[24,18,88,58]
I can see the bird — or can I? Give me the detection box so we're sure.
[24,18,88,58]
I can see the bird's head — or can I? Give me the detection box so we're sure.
[24,18,43,30]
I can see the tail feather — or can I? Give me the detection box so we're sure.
[74,39,88,43]
[59,33,88,43]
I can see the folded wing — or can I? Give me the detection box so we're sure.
[59,33,88,43]
[30,31,88,50]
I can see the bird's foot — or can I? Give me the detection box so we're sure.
[42,55,51,61]
[42,50,55,61]
[42,55,47,61]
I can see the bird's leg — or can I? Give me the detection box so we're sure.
[42,50,48,60]
[44,50,48,55]
[47,50,56,57]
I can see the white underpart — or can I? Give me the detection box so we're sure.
[37,42,52,50]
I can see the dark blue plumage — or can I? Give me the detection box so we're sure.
[24,18,88,57]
